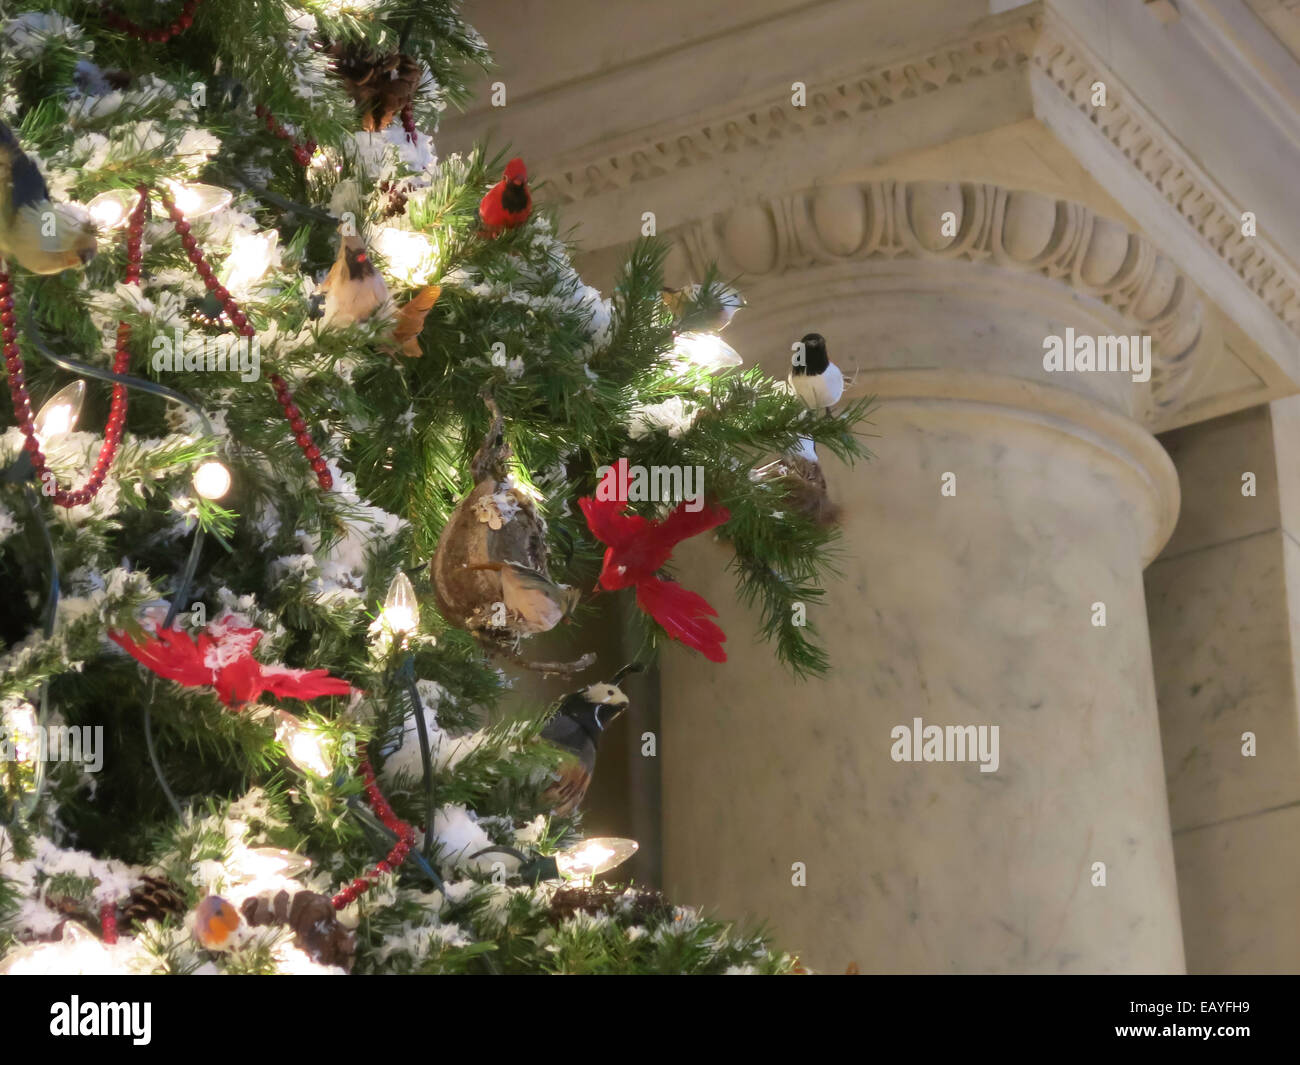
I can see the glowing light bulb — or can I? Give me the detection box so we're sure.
[555,837,639,880]
[1,700,39,765]
[239,847,312,881]
[276,715,331,777]
[33,381,85,443]
[382,571,419,635]
[164,179,233,219]
[192,461,231,500]
[671,332,742,372]
[373,227,438,285]
[221,229,278,295]
[85,189,142,230]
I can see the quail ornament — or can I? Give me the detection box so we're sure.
[0,121,97,275]
[788,332,844,414]
[540,669,637,816]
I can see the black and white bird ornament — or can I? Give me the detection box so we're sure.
[788,332,844,414]
[539,666,639,816]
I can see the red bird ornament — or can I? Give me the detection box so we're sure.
[578,459,731,662]
[478,157,532,234]
[109,615,353,709]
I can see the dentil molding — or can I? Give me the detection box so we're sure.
[546,16,1041,205]
[1031,13,1300,344]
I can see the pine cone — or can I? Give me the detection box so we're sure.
[240,889,292,928]
[378,180,410,219]
[289,890,355,971]
[238,889,354,970]
[121,876,186,930]
[329,46,421,132]
[549,884,671,925]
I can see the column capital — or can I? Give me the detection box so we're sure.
[670,179,1208,432]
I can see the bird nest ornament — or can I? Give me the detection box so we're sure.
[431,395,587,674]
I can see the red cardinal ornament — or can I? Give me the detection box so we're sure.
[109,615,353,709]
[478,157,532,235]
[579,460,731,662]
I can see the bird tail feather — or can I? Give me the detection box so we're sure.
[636,578,727,662]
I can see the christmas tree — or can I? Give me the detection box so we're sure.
[0,0,869,975]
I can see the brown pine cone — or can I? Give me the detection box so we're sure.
[288,890,355,971]
[121,875,186,930]
[239,890,292,928]
[329,46,421,132]
[549,884,671,925]
[237,889,355,971]
[378,180,410,219]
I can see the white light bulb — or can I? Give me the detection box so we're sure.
[382,571,420,635]
[221,229,278,295]
[164,179,233,219]
[85,189,141,231]
[193,461,231,500]
[373,227,438,285]
[671,332,742,372]
[237,847,312,883]
[276,716,331,777]
[33,381,86,444]
[555,837,639,880]
[1,700,39,765]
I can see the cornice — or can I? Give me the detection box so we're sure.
[1030,12,1300,344]
[544,13,1042,206]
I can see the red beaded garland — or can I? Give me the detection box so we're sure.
[156,187,333,491]
[100,903,119,945]
[331,755,420,910]
[254,105,316,169]
[0,187,147,509]
[103,0,202,42]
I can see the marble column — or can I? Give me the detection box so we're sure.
[658,183,1189,973]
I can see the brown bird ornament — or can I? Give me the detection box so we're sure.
[320,231,390,327]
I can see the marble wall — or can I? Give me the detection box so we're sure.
[1146,399,1300,972]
